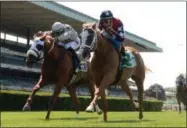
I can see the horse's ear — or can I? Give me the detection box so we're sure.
[40,35,46,41]
[92,23,96,30]
[82,23,88,28]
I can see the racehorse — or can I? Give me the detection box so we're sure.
[176,74,187,113]
[22,31,102,119]
[80,23,150,121]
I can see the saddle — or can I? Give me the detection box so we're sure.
[67,48,88,85]
[57,41,88,85]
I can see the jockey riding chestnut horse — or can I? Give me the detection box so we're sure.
[79,10,151,121]
[23,30,102,119]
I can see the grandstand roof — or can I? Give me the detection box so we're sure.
[1,1,162,52]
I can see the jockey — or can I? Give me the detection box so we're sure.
[98,10,126,54]
[51,22,90,62]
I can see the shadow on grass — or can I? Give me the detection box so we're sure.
[106,119,155,123]
[40,116,98,121]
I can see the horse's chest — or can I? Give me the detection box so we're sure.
[42,62,58,77]
[91,59,104,72]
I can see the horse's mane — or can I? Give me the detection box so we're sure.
[33,31,51,39]
[82,22,101,32]
[82,23,96,28]
[33,31,44,38]
[125,46,139,54]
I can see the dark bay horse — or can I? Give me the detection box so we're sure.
[22,31,101,119]
[80,23,150,121]
[176,74,187,113]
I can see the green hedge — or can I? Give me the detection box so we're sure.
[0,90,163,111]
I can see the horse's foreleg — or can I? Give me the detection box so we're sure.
[86,84,98,113]
[45,82,64,120]
[23,75,45,111]
[67,85,80,116]
[88,83,102,114]
[100,90,108,122]
[178,101,181,113]
[92,73,115,121]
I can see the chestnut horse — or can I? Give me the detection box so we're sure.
[80,23,150,121]
[22,31,102,119]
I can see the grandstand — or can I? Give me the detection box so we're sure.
[1,1,163,97]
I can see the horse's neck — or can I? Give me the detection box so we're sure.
[44,44,59,61]
[43,51,55,66]
[96,38,116,57]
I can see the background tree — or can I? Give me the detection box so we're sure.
[145,83,166,101]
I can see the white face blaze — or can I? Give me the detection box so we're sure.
[26,37,44,59]
[80,29,97,50]
[80,29,89,48]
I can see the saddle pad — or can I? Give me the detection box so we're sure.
[75,61,88,72]
[68,74,77,85]
[68,61,88,85]
[120,50,136,68]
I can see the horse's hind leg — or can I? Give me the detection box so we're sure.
[119,68,138,109]
[132,76,144,120]
[23,75,46,111]
[120,81,139,109]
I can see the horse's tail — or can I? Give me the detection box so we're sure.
[125,46,152,73]
[145,66,152,72]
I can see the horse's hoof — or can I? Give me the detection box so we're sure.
[75,113,79,119]
[139,114,143,120]
[45,116,49,120]
[97,110,103,115]
[95,104,102,115]
[133,102,139,109]
[85,105,94,113]
[22,105,31,111]
[104,118,107,122]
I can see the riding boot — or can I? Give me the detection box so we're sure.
[67,48,80,71]
[121,46,126,61]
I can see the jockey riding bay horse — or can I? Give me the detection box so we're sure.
[80,23,151,121]
[22,31,102,119]
[176,74,187,113]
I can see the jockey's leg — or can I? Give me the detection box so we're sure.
[64,38,90,62]
[64,38,80,50]
[65,39,81,67]
[101,31,124,53]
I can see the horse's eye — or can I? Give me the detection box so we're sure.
[36,44,43,51]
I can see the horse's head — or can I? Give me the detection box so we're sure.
[26,31,54,68]
[80,23,99,52]
[26,32,45,68]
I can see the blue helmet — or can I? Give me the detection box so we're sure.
[100,10,113,20]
